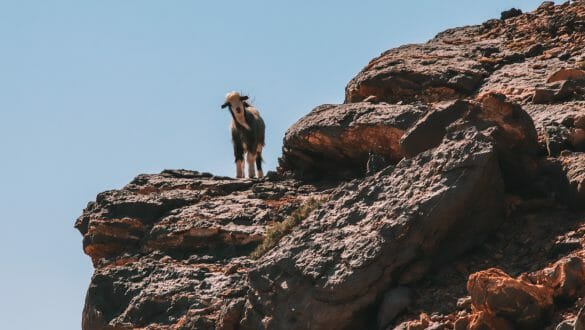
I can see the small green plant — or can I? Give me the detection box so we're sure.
[251,197,324,259]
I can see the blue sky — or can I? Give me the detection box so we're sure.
[0,1,545,329]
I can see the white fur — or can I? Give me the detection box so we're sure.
[225,92,251,130]
[236,160,244,178]
[247,152,256,178]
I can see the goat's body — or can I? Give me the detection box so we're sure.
[222,92,265,178]
[230,106,265,178]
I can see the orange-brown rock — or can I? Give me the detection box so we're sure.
[467,268,553,328]
[347,2,585,106]
[525,252,585,301]
[393,313,432,330]
[547,68,585,83]
[467,311,514,330]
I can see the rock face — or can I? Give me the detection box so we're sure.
[243,128,506,329]
[75,170,329,329]
[76,2,585,329]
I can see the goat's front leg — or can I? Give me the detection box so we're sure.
[247,152,257,178]
[233,142,245,179]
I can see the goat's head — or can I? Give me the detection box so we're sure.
[221,91,249,113]
[221,91,251,129]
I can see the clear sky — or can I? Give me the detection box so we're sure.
[0,1,546,329]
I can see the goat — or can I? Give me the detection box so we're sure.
[221,91,265,178]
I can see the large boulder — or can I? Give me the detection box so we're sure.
[525,252,585,301]
[400,93,539,191]
[345,42,489,104]
[279,102,427,178]
[400,94,539,157]
[467,268,553,328]
[242,127,506,329]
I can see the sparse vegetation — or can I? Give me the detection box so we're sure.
[578,60,585,70]
[251,197,325,259]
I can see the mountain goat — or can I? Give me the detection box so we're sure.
[220,91,265,178]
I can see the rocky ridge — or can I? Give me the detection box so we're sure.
[77,2,585,329]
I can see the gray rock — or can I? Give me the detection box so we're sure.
[501,8,523,20]
[555,318,575,330]
[366,152,390,175]
[559,152,585,210]
[576,305,585,330]
[377,287,413,329]
[456,296,472,310]
[544,122,572,156]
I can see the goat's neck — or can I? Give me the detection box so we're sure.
[230,108,251,131]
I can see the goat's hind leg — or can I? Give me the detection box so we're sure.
[256,146,263,178]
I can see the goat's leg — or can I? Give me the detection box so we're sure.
[233,141,245,179]
[236,160,244,178]
[256,145,264,178]
[247,152,257,178]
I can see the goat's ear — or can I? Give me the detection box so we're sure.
[221,102,229,109]
[240,95,249,101]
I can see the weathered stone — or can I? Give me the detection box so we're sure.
[82,256,252,330]
[377,287,413,329]
[345,42,488,104]
[243,128,505,329]
[576,305,585,330]
[467,311,514,330]
[216,298,246,330]
[400,93,539,191]
[280,102,426,178]
[76,170,329,329]
[393,313,431,330]
[399,100,469,158]
[559,152,585,210]
[456,296,472,310]
[75,2,585,329]
[547,68,585,83]
[467,268,553,328]
[555,318,576,330]
[501,8,523,20]
[544,122,572,156]
[526,252,585,300]
[570,128,585,151]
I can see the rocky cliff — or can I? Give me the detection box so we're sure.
[76,2,585,329]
